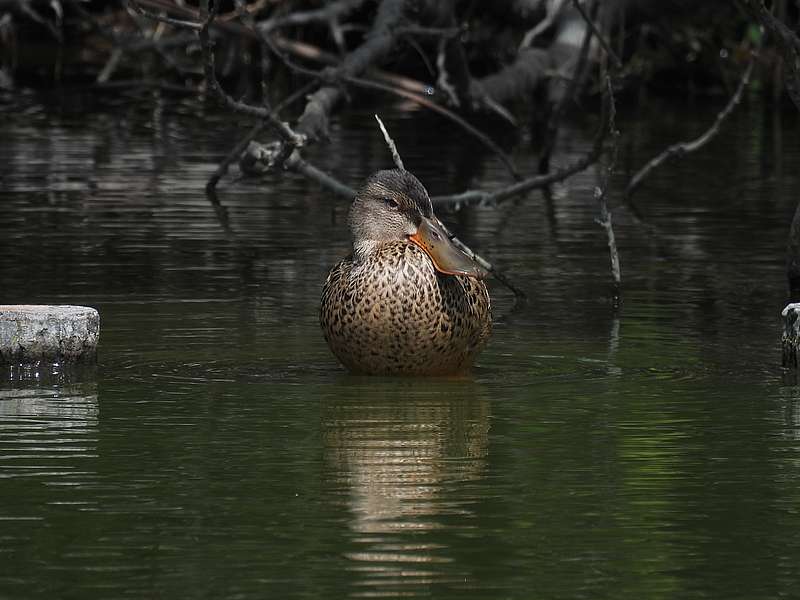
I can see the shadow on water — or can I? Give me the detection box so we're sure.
[1,94,800,598]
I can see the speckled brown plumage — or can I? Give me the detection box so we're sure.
[320,241,491,375]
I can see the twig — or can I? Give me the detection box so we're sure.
[193,0,321,189]
[207,121,269,192]
[284,151,357,199]
[432,80,613,207]
[243,1,515,179]
[374,115,404,170]
[96,47,123,83]
[371,114,526,299]
[129,0,436,98]
[235,0,522,182]
[625,53,755,201]
[197,4,305,148]
[257,0,367,33]
[127,0,202,30]
[436,37,460,107]
[234,0,326,81]
[207,80,318,191]
[594,76,621,307]
[345,75,521,181]
[436,218,527,300]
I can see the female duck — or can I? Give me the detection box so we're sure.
[320,169,491,375]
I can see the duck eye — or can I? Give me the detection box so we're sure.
[382,196,400,209]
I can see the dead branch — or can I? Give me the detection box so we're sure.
[131,0,433,97]
[126,0,519,181]
[594,76,621,307]
[257,0,367,33]
[291,0,409,141]
[235,0,522,182]
[282,150,357,199]
[437,219,528,300]
[198,5,304,149]
[374,114,404,170]
[342,75,521,180]
[207,80,317,190]
[432,80,613,208]
[624,53,755,201]
[208,121,269,192]
[128,0,202,30]
[373,115,528,299]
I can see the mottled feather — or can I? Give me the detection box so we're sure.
[320,241,491,375]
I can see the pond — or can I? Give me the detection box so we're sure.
[1,91,800,599]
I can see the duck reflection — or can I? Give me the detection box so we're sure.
[322,378,490,596]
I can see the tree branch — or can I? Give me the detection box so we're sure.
[432,80,613,207]
[625,52,755,201]
[594,76,621,307]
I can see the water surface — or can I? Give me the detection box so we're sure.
[1,93,800,599]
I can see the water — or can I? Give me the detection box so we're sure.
[1,92,800,599]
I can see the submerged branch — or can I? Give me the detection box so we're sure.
[436,218,528,301]
[594,76,621,307]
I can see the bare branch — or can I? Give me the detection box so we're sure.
[257,0,367,33]
[435,218,527,301]
[292,0,409,141]
[374,115,405,171]
[207,80,317,191]
[197,5,305,148]
[594,76,621,306]
[284,151,358,199]
[625,53,756,201]
[127,0,202,30]
[346,75,521,181]
[432,81,613,207]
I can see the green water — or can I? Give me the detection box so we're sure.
[1,95,800,599]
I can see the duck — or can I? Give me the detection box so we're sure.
[320,169,491,375]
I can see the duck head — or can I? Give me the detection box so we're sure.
[349,169,486,279]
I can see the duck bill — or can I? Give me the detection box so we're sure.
[408,217,487,279]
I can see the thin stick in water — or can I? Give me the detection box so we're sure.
[374,114,405,171]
